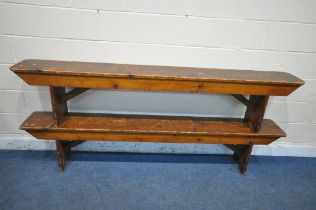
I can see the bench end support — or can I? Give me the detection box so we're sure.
[225,144,253,175]
[55,140,85,172]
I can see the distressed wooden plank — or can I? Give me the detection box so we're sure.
[16,73,300,96]
[20,112,285,145]
[30,132,277,145]
[11,59,304,96]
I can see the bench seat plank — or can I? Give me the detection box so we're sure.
[21,112,285,145]
[11,59,304,96]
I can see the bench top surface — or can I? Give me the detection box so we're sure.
[11,59,304,86]
[21,112,286,138]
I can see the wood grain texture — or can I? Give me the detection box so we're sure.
[49,87,68,126]
[244,95,270,132]
[11,59,304,96]
[21,112,285,144]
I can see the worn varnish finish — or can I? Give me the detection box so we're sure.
[10,59,304,174]
[21,112,285,145]
[15,73,300,96]
[11,59,304,96]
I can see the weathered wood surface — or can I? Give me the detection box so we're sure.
[49,87,68,126]
[21,112,285,145]
[11,59,304,96]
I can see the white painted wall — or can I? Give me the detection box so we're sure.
[0,0,316,154]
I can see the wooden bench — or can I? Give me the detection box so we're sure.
[11,59,304,174]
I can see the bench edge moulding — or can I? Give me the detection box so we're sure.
[10,59,304,174]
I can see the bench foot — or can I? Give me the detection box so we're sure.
[225,144,253,175]
[55,140,84,172]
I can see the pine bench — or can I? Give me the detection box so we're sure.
[10,59,304,174]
